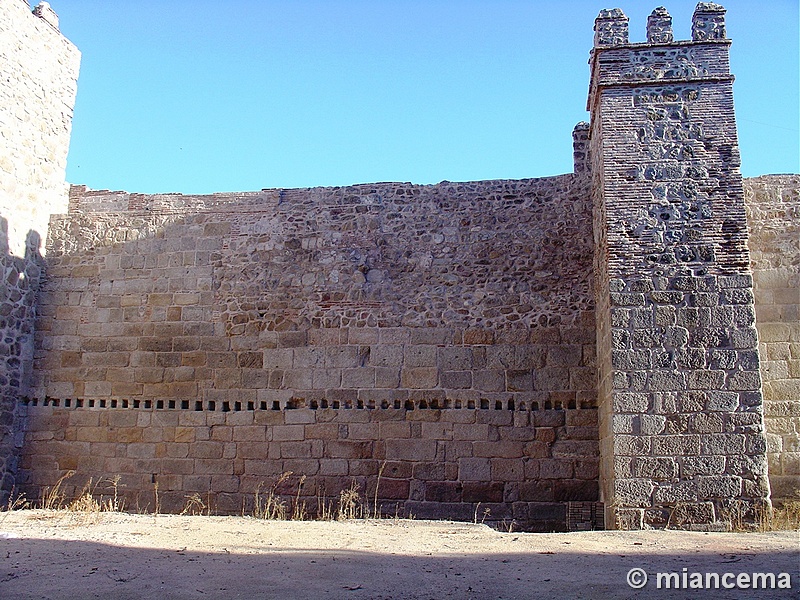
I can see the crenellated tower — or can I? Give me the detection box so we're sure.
[588,4,770,529]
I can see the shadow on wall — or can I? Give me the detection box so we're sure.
[17,177,601,530]
[0,534,796,599]
[0,216,44,502]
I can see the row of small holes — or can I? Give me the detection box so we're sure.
[23,397,596,412]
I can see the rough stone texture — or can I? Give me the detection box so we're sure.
[745,175,800,507]
[0,0,80,256]
[2,2,796,531]
[19,176,599,530]
[19,404,599,531]
[647,7,674,44]
[588,7,770,529]
[0,0,78,505]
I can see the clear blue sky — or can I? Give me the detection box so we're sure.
[52,0,798,194]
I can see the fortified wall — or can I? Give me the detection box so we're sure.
[2,2,799,530]
[0,0,79,501]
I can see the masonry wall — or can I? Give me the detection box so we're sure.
[746,175,800,506]
[0,0,80,256]
[0,0,78,505]
[18,176,601,530]
[589,6,770,530]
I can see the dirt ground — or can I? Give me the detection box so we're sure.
[0,510,797,600]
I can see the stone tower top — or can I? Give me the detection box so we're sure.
[32,2,60,31]
[692,2,727,40]
[593,8,629,47]
[593,3,727,48]
[647,7,673,43]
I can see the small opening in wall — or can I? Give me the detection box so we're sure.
[89,399,95,407]
[467,399,475,409]
[393,399,401,409]
[519,401,526,411]
[357,399,364,409]
[234,401,242,411]
[156,400,164,409]
[495,400,502,410]
[554,400,563,410]
[64,399,71,408]
[430,398,440,409]
[99,399,106,408]
[367,399,375,409]
[271,401,280,410]
[310,400,319,409]
[544,400,552,410]
[568,399,577,409]
[222,402,230,412]
[321,399,328,409]
[480,399,489,410]
[53,399,60,407]
[133,400,140,408]
[208,401,216,411]
[532,401,539,411]
[110,399,118,408]
[181,400,189,410]
[122,399,129,408]
[144,400,152,409]
[404,400,414,410]
[195,401,203,411]
[168,400,175,409]
[247,401,254,411]
[260,401,268,410]
[76,399,83,408]
[419,399,428,409]
[332,400,340,409]
[380,400,389,409]
[509,399,515,411]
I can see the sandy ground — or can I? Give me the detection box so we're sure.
[0,511,797,600]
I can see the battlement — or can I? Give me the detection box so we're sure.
[594,3,727,48]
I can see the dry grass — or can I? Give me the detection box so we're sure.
[758,501,800,532]
[11,468,799,533]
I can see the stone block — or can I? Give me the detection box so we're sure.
[462,482,503,503]
[386,439,436,461]
[271,425,304,442]
[401,368,438,389]
[440,370,472,389]
[614,478,654,508]
[458,457,491,481]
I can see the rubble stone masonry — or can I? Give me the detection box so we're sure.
[0,0,78,505]
[2,1,798,529]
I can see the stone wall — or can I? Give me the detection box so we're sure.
[0,0,79,505]
[0,0,80,256]
[745,175,800,506]
[18,176,601,530]
[21,404,598,530]
[4,1,797,530]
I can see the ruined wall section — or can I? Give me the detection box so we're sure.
[21,176,600,530]
[744,175,800,506]
[589,5,770,530]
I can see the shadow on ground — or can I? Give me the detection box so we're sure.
[1,534,797,600]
